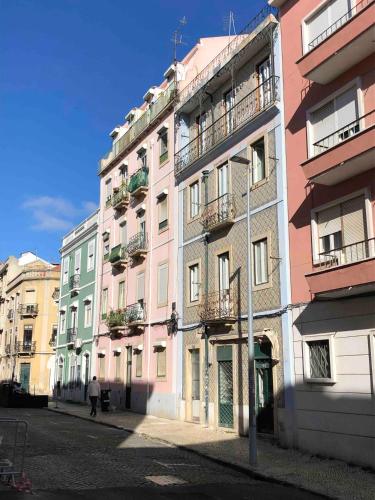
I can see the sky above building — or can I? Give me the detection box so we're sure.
[0,0,267,263]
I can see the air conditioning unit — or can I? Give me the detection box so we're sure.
[74,338,82,349]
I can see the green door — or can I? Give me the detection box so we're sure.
[255,342,274,434]
[217,345,233,428]
[20,363,31,393]
[125,346,132,409]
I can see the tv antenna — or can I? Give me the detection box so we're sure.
[171,16,188,64]
[223,11,236,38]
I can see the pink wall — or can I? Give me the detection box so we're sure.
[279,0,375,303]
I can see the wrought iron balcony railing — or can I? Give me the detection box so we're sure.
[69,274,80,291]
[5,344,11,355]
[200,193,236,232]
[106,309,126,329]
[99,81,176,173]
[128,167,149,196]
[18,304,38,316]
[125,302,146,325]
[109,244,128,267]
[199,289,237,324]
[67,328,77,344]
[308,0,372,51]
[52,288,60,302]
[175,76,279,175]
[312,111,374,157]
[7,310,14,321]
[112,183,129,209]
[16,341,36,355]
[316,238,375,270]
[127,232,148,258]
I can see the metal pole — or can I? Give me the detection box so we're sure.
[202,170,210,427]
[246,161,257,466]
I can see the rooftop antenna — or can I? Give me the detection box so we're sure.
[223,11,236,39]
[171,16,188,65]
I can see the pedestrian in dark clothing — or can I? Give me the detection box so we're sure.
[88,376,101,417]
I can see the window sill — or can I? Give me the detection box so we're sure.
[250,176,269,191]
[158,225,169,235]
[253,280,272,291]
[305,377,336,385]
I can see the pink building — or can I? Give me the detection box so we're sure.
[271,0,375,467]
[95,37,230,419]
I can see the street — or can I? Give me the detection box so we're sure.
[0,408,322,499]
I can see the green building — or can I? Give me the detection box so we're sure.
[55,210,99,401]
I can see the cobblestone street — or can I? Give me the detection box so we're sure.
[0,408,322,499]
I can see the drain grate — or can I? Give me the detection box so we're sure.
[145,475,187,486]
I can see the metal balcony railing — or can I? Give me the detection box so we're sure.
[112,183,129,209]
[200,193,236,232]
[308,0,372,51]
[128,167,148,195]
[99,81,176,173]
[5,344,11,355]
[109,245,128,266]
[199,289,237,323]
[67,328,77,344]
[125,302,146,324]
[106,309,126,329]
[312,111,374,156]
[127,232,148,257]
[69,274,80,291]
[52,288,60,301]
[7,310,14,321]
[49,337,56,348]
[16,341,36,354]
[175,76,279,175]
[177,5,278,107]
[18,304,38,316]
[316,238,375,269]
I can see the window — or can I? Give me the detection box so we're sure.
[136,273,145,304]
[70,356,76,384]
[74,249,81,275]
[138,148,147,169]
[57,356,64,383]
[62,257,69,284]
[218,252,230,292]
[303,336,336,383]
[157,262,169,307]
[23,325,33,346]
[217,163,229,197]
[101,289,108,320]
[189,263,199,303]
[252,139,266,185]
[103,242,110,261]
[190,181,200,219]
[253,238,268,285]
[136,350,142,377]
[98,354,105,380]
[119,164,128,183]
[224,89,235,132]
[51,325,58,344]
[159,129,168,164]
[257,57,271,108]
[114,352,121,380]
[84,300,92,328]
[118,281,125,309]
[105,178,112,205]
[158,195,168,232]
[60,310,66,334]
[156,347,166,378]
[120,222,127,246]
[87,240,95,271]
[76,359,81,385]
[309,86,359,156]
[196,112,206,153]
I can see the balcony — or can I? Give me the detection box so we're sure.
[7,310,14,321]
[125,302,146,327]
[16,341,36,356]
[199,289,237,325]
[49,337,56,349]
[5,344,11,355]
[99,81,176,174]
[200,194,236,233]
[67,328,77,346]
[297,0,375,84]
[18,304,38,317]
[106,309,126,337]
[128,167,148,198]
[127,232,148,259]
[306,238,375,299]
[69,274,80,294]
[175,76,279,176]
[302,111,375,185]
[52,287,60,303]
[109,245,128,269]
[112,183,129,210]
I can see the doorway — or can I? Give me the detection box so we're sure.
[255,341,274,434]
[20,363,30,393]
[191,349,200,422]
[217,345,233,428]
[125,346,132,409]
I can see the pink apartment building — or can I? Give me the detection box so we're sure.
[95,37,231,419]
[271,0,375,467]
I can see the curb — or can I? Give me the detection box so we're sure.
[47,407,332,498]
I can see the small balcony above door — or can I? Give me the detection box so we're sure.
[199,289,237,326]
[16,341,36,356]
[200,194,236,233]
[18,304,38,317]
[127,232,148,260]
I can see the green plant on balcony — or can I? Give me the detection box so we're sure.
[106,309,125,329]
[109,244,127,264]
[127,168,148,194]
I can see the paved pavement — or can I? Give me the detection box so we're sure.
[46,401,375,500]
[0,407,322,499]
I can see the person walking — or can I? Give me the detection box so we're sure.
[88,376,101,417]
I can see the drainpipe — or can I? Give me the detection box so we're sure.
[202,170,210,427]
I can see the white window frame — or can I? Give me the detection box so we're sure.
[84,296,93,328]
[189,180,200,220]
[59,307,67,335]
[306,78,363,158]
[87,239,95,272]
[188,263,200,304]
[252,237,269,287]
[302,333,336,384]
[157,261,169,307]
[62,257,69,285]
[101,288,108,318]
[74,249,81,275]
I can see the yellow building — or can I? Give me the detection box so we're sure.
[0,252,60,395]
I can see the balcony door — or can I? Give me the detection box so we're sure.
[191,349,200,422]
[224,89,235,134]
[218,252,230,316]
[257,57,271,109]
[218,164,229,222]
[195,113,207,157]
[71,307,78,331]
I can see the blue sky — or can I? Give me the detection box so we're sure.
[0,0,267,263]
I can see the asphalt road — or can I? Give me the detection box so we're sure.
[0,408,322,499]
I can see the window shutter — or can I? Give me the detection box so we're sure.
[341,196,366,246]
[158,264,169,305]
[157,349,166,377]
[311,101,335,143]
[331,0,351,25]
[335,86,358,129]
[306,6,330,45]
[137,273,145,301]
[74,250,81,274]
[317,205,342,237]
[159,197,168,223]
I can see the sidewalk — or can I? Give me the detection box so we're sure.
[48,401,374,500]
